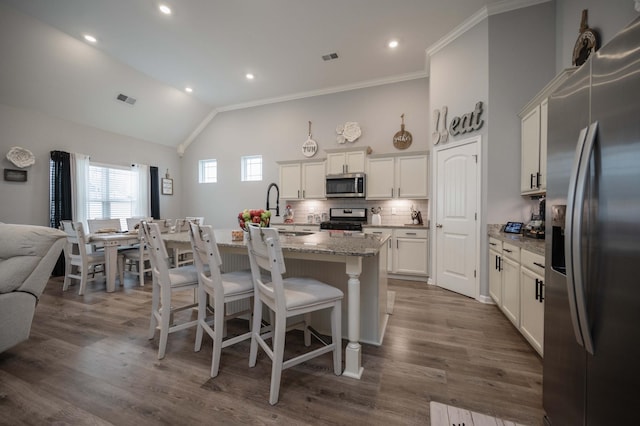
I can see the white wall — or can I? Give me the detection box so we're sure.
[555,0,638,72]
[181,78,429,228]
[488,2,556,224]
[0,104,183,226]
[429,19,489,296]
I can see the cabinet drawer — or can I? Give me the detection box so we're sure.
[488,237,502,250]
[502,242,520,262]
[521,249,545,275]
[364,228,392,236]
[395,229,428,239]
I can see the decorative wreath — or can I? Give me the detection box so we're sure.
[6,146,35,168]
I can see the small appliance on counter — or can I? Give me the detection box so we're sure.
[524,197,545,239]
[410,205,423,225]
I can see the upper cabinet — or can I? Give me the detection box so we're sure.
[366,152,429,200]
[278,160,326,200]
[325,147,370,175]
[519,68,576,195]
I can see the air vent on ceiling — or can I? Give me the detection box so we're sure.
[322,52,339,61]
[116,93,137,106]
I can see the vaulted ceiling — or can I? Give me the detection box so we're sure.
[0,0,508,149]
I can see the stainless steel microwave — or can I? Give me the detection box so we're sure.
[325,173,366,198]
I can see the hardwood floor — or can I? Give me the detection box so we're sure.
[0,275,543,425]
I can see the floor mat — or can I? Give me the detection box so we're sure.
[430,401,528,426]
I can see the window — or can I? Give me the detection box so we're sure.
[199,159,217,183]
[88,163,140,229]
[241,155,262,181]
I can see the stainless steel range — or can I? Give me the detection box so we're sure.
[320,207,367,231]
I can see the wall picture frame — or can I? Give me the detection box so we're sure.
[4,168,27,182]
[162,178,173,195]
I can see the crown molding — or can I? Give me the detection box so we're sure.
[217,71,428,113]
[426,0,551,58]
[177,108,218,156]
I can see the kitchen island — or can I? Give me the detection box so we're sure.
[163,229,390,380]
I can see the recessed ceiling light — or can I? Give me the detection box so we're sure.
[159,4,172,15]
[388,40,399,49]
[84,34,97,43]
[246,73,255,80]
[185,87,193,93]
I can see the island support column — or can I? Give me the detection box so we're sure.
[343,256,364,379]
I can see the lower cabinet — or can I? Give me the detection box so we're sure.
[364,227,428,278]
[520,250,545,356]
[488,237,544,356]
[394,229,429,276]
[501,243,520,328]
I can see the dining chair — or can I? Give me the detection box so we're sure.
[121,234,151,287]
[173,218,195,267]
[188,222,254,377]
[60,221,124,295]
[87,218,122,234]
[245,224,343,405]
[140,220,199,359]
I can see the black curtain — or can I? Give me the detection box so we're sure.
[49,150,72,276]
[150,166,160,219]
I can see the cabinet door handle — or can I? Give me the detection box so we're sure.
[495,255,499,270]
[535,278,540,301]
[405,232,417,235]
[489,242,497,246]
[398,188,401,197]
[391,188,394,197]
[539,280,545,302]
[302,190,305,198]
[373,231,382,234]
[504,248,513,253]
[530,173,535,189]
[389,240,392,248]
[436,224,443,228]
[297,190,300,198]
[498,256,502,272]
[533,261,545,269]
[536,172,542,188]
[396,240,399,249]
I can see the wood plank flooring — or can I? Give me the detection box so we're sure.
[0,275,543,425]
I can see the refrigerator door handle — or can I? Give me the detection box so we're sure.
[571,121,598,355]
[565,126,590,349]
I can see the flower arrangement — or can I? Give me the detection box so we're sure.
[238,209,271,231]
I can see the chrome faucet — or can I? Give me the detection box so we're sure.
[266,183,280,216]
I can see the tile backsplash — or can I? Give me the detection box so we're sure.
[277,198,429,227]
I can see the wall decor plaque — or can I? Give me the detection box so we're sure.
[4,168,27,182]
[572,10,599,67]
[393,114,413,150]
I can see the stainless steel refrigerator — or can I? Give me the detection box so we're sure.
[544,15,640,425]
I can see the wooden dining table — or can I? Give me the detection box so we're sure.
[88,232,140,292]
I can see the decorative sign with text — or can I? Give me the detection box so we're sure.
[432,101,484,145]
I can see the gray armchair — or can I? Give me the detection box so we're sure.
[0,223,66,353]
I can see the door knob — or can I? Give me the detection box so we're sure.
[436,224,443,228]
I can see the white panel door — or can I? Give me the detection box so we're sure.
[435,140,478,298]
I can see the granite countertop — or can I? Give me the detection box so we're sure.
[162,229,389,257]
[487,225,545,256]
[363,224,429,230]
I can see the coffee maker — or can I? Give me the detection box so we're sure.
[524,197,545,239]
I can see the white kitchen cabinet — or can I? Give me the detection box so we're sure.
[501,242,521,328]
[394,228,429,276]
[278,160,325,200]
[279,163,301,200]
[520,249,545,356]
[366,152,429,200]
[363,228,393,273]
[301,161,326,199]
[325,147,368,175]
[488,238,502,305]
[519,68,575,195]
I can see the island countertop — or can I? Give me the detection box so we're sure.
[163,229,390,257]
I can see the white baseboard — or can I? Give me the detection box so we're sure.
[476,294,494,304]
